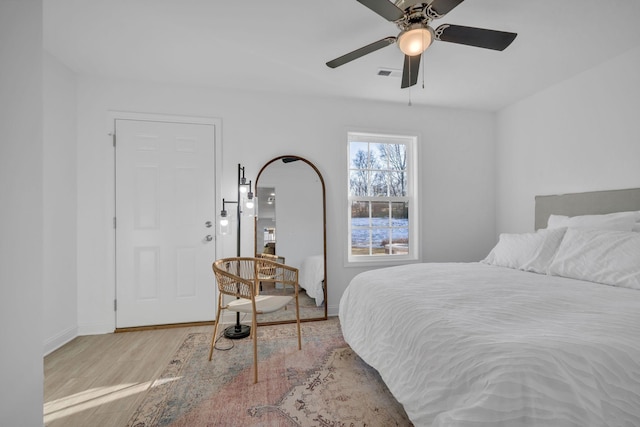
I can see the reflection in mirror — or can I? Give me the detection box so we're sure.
[254,156,327,324]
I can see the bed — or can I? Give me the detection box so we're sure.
[339,188,640,427]
[299,254,325,306]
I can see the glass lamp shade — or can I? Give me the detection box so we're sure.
[219,211,231,235]
[397,26,433,56]
[243,195,256,217]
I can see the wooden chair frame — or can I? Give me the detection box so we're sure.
[209,257,301,383]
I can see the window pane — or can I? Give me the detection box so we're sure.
[370,201,389,222]
[349,141,369,168]
[351,200,369,255]
[349,170,369,197]
[370,171,389,197]
[370,143,387,169]
[351,228,371,255]
[390,228,409,254]
[351,200,369,221]
[390,170,407,197]
[391,201,408,221]
[380,143,406,171]
[371,228,390,255]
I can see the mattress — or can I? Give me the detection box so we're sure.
[339,262,640,427]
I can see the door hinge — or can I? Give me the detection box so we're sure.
[112,133,116,147]
[114,299,117,311]
[113,217,117,229]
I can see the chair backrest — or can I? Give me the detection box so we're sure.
[212,257,299,299]
[256,253,285,264]
[212,258,257,299]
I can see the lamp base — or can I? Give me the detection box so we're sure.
[224,324,250,339]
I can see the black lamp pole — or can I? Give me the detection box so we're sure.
[223,163,251,339]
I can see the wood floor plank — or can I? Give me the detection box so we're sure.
[44,325,211,427]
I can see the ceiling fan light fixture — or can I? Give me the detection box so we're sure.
[397,25,434,56]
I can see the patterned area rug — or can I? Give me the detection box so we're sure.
[127,318,412,426]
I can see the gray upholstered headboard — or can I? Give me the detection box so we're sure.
[534,188,640,230]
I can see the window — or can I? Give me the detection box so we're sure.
[347,132,418,263]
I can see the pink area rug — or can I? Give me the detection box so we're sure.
[127,318,412,426]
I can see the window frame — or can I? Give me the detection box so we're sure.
[346,131,419,266]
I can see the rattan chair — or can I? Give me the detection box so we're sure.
[209,257,301,383]
[255,253,286,292]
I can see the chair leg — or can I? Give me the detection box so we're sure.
[252,312,258,384]
[295,293,302,351]
[208,296,223,361]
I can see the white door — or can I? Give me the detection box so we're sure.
[115,119,216,328]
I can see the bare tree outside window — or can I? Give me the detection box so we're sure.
[379,143,407,197]
[350,143,407,197]
[349,148,375,197]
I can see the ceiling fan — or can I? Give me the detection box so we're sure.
[326,0,517,89]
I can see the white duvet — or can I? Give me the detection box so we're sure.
[339,263,640,427]
[299,255,324,306]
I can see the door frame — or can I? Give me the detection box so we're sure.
[107,111,223,330]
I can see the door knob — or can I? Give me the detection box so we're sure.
[205,234,213,242]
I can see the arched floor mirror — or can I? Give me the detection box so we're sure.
[254,155,327,324]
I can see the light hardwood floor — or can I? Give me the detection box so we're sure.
[44,287,324,426]
[44,325,211,427]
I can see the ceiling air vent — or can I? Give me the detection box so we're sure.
[376,68,401,78]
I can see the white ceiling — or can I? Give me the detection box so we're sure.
[44,0,640,111]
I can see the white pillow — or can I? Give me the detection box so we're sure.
[547,211,640,232]
[548,228,640,290]
[482,227,567,274]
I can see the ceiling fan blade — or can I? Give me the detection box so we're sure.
[356,0,405,21]
[401,54,420,89]
[326,37,396,68]
[435,24,517,51]
[428,0,465,17]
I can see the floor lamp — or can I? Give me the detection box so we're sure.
[218,163,255,339]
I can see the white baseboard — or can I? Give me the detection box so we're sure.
[327,304,339,318]
[43,326,78,356]
[45,309,331,356]
[78,321,115,336]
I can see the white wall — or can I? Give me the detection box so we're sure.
[0,1,44,425]
[496,46,640,233]
[75,75,496,333]
[43,51,78,354]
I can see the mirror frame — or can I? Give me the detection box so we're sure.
[254,155,328,324]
